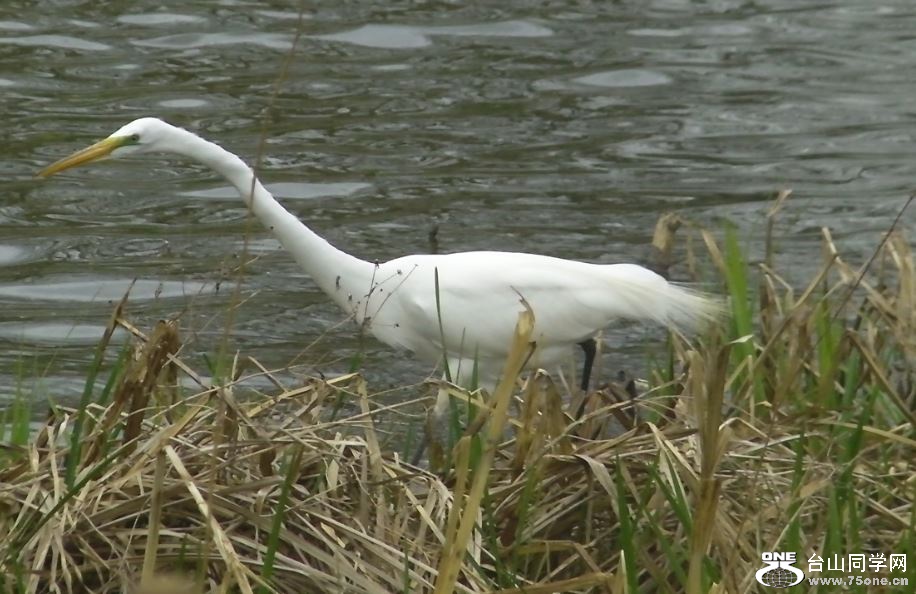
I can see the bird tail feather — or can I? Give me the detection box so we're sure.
[604,264,726,331]
[659,282,726,330]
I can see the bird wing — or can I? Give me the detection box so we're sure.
[370,251,701,366]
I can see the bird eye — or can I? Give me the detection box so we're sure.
[130,134,140,142]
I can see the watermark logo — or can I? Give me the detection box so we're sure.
[754,551,908,587]
[755,552,805,588]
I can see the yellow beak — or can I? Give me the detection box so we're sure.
[38,136,128,178]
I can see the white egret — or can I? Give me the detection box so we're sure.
[39,117,721,394]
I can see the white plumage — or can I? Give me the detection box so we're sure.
[363,253,718,385]
[39,118,721,388]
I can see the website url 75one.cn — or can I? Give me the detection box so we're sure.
[807,576,908,586]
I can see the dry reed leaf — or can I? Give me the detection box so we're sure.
[434,307,535,594]
[700,230,726,276]
[133,573,201,594]
[122,321,181,451]
[141,450,167,584]
[163,445,255,594]
[767,188,792,218]
[652,212,683,276]
[488,572,613,594]
[572,454,616,502]
[3,214,912,594]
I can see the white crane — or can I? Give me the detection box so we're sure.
[39,118,721,394]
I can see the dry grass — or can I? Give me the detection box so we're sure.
[1,206,913,593]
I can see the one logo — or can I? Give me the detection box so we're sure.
[755,552,805,588]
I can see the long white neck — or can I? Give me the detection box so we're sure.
[168,126,375,317]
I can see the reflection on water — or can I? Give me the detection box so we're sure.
[0,35,111,51]
[133,32,292,50]
[182,182,372,201]
[2,0,915,408]
[0,323,128,346]
[0,245,31,266]
[574,70,673,88]
[0,278,211,302]
[315,20,553,49]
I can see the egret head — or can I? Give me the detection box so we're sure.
[38,117,175,177]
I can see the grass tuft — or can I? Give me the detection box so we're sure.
[0,206,913,593]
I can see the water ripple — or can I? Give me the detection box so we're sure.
[315,20,552,49]
[133,32,290,50]
[0,21,33,31]
[574,69,673,88]
[182,182,373,201]
[0,245,31,266]
[117,13,207,26]
[0,278,212,302]
[0,34,111,51]
[0,322,128,346]
[4,0,914,407]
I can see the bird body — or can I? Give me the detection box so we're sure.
[362,252,715,385]
[39,118,721,388]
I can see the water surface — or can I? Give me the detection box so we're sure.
[2,0,914,408]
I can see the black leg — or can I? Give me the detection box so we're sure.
[578,338,597,392]
[575,338,597,419]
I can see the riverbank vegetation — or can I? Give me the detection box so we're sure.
[1,201,913,593]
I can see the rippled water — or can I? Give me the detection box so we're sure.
[2,1,914,408]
